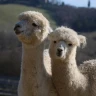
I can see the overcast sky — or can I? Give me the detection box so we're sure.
[60,0,96,8]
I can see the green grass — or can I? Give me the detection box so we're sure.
[0,4,57,32]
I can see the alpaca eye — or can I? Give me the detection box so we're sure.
[68,43,72,46]
[32,23,38,27]
[53,41,57,43]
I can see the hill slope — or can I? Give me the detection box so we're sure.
[0,4,57,31]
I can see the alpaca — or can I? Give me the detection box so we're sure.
[14,11,58,96]
[48,26,96,96]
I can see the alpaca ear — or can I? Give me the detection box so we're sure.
[48,27,53,33]
[78,35,87,48]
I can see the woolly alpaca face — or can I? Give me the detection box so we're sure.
[49,39,76,60]
[14,11,51,47]
[48,26,86,60]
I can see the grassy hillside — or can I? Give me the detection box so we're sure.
[0,4,57,31]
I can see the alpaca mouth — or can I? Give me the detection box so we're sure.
[14,29,23,35]
[15,30,21,35]
[56,51,63,57]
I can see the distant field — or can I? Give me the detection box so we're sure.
[0,76,18,96]
[0,4,57,32]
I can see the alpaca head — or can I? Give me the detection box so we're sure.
[48,26,86,61]
[14,11,52,47]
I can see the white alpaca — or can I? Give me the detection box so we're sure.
[48,26,96,96]
[14,11,58,96]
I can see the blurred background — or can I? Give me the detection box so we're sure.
[0,0,96,95]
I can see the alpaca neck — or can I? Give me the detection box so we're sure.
[21,39,49,96]
[22,41,45,71]
[51,47,88,95]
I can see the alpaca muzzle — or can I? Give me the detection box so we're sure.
[56,48,63,57]
[14,24,22,35]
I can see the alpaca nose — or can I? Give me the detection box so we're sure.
[14,24,21,31]
[57,48,63,52]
